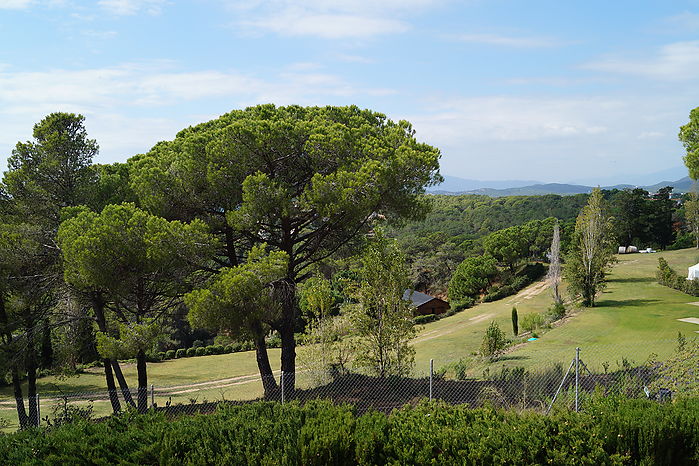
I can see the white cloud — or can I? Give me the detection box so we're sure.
[225,0,443,38]
[452,33,559,48]
[583,41,699,81]
[662,11,699,32]
[0,0,33,9]
[98,0,166,16]
[0,62,395,165]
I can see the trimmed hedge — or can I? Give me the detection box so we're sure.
[657,257,699,296]
[0,398,696,464]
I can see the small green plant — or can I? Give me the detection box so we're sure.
[175,348,186,358]
[195,347,206,357]
[186,347,197,357]
[165,350,176,359]
[192,340,204,348]
[520,313,545,333]
[480,321,508,358]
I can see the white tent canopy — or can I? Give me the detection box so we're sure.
[688,263,699,280]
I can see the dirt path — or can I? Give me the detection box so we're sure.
[412,312,495,344]
[507,280,549,305]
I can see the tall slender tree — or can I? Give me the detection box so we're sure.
[547,221,562,305]
[565,188,615,307]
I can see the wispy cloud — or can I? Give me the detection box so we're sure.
[661,11,699,32]
[451,33,560,48]
[0,0,33,9]
[583,41,699,81]
[225,0,444,39]
[0,61,396,163]
[98,0,167,16]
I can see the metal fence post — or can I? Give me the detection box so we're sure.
[280,372,285,405]
[36,394,40,427]
[575,347,580,412]
[429,359,433,401]
[150,384,155,408]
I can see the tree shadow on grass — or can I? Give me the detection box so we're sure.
[595,298,661,308]
[607,276,656,284]
[494,355,530,362]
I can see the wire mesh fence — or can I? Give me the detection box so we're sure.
[1,340,695,432]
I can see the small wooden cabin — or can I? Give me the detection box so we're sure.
[403,290,450,316]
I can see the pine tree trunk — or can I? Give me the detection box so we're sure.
[26,320,38,427]
[277,278,297,396]
[136,350,148,413]
[91,293,134,408]
[103,357,121,413]
[11,367,28,429]
[252,322,277,397]
[112,360,136,408]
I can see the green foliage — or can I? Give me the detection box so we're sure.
[1,399,696,464]
[165,350,176,360]
[95,321,162,360]
[657,257,699,296]
[511,307,518,336]
[351,233,416,377]
[195,347,206,357]
[448,255,497,301]
[175,349,186,358]
[480,321,508,358]
[566,188,616,307]
[547,302,566,321]
[185,244,288,337]
[520,313,546,333]
[680,106,699,180]
[186,348,196,357]
[413,314,438,325]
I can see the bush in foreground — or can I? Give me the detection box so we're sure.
[0,397,696,465]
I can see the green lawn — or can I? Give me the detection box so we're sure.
[1,248,698,431]
[413,248,699,375]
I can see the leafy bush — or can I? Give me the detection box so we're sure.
[0,399,697,464]
[413,314,438,325]
[165,350,176,360]
[192,340,204,348]
[480,321,508,358]
[195,347,206,357]
[520,313,545,333]
[546,302,566,321]
[265,334,281,348]
[668,232,695,250]
[175,348,186,358]
[157,352,166,360]
[657,256,699,296]
[224,345,234,353]
[186,347,196,357]
[450,297,475,311]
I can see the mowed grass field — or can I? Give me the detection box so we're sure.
[1,248,698,430]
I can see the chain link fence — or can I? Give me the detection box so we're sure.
[1,341,695,432]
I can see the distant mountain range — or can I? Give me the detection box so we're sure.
[429,176,695,197]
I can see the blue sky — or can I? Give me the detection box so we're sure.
[1,0,698,184]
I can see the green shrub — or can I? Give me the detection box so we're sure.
[0,399,697,464]
[175,348,186,358]
[451,297,475,311]
[192,340,204,348]
[157,352,166,360]
[265,334,281,348]
[480,321,508,358]
[186,347,196,357]
[165,350,176,359]
[546,302,566,321]
[520,312,545,333]
[195,347,206,357]
[413,314,438,325]
[224,345,234,353]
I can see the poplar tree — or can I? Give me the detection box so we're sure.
[565,188,615,307]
